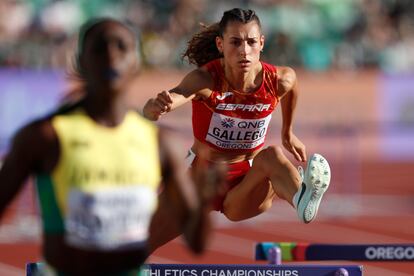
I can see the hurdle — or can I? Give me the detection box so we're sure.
[27,263,363,276]
[255,242,414,262]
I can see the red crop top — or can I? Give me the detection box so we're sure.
[192,59,280,153]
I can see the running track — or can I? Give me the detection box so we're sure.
[1,71,413,275]
[1,190,413,275]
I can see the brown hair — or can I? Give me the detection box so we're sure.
[182,8,261,67]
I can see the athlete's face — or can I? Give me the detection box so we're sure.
[80,21,139,91]
[216,21,264,73]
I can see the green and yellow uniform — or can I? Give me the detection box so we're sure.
[36,108,161,250]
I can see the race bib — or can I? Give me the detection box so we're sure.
[206,113,272,150]
[65,186,156,250]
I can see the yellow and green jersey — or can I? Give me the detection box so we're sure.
[35,108,161,250]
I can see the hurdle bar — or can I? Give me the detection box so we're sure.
[255,242,414,262]
[26,263,363,276]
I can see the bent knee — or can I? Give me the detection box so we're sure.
[222,198,273,222]
[222,200,243,222]
[253,146,289,172]
[223,212,244,222]
[258,199,273,213]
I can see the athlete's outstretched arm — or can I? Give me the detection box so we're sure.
[143,68,213,121]
[157,128,211,254]
[0,121,58,218]
[277,67,306,162]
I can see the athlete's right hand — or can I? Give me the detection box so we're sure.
[143,91,173,121]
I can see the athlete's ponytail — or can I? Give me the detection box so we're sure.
[182,23,222,67]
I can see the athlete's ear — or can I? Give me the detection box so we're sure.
[216,36,224,54]
[260,34,265,52]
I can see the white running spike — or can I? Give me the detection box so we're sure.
[295,153,331,223]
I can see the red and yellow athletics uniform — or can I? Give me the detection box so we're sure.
[190,59,280,210]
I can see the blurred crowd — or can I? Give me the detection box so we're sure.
[0,0,414,72]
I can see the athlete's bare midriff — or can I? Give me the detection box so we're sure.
[192,138,260,163]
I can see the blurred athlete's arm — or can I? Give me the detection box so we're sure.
[277,67,306,162]
[0,120,58,218]
[143,68,213,121]
[157,128,210,253]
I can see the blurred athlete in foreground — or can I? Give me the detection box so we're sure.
[144,8,331,252]
[0,18,220,275]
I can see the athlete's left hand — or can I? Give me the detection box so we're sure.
[281,130,307,162]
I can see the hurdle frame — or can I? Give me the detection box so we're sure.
[26,262,363,276]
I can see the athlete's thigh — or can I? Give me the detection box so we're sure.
[223,164,276,221]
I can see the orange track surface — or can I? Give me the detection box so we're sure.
[1,210,414,275]
[1,161,413,276]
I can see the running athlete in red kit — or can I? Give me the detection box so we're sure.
[188,60,279,211]
[144,8,331,252]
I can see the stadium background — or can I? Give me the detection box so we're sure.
[0,0,413,275]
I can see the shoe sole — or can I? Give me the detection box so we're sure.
[299,153,331,223]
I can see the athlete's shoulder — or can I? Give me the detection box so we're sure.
[202,58,221,70]
[10,115,57,165]
[277,66,296,77]
[19,99,70,140]
[201,58,223,79]
[16,99,83,148]
[17,117,52,138]
[45,99,84,119]
[176,66,214,98]
[276,66,297,92]
[188,66,213,81]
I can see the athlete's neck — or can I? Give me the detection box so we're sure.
[82,90,129,127]
[222,61,262,93]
